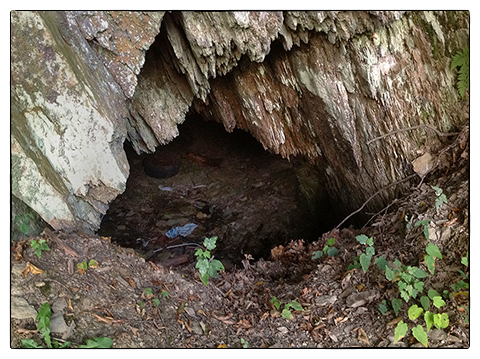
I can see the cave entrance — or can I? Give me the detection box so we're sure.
[99,115,336,268]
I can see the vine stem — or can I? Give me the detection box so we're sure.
[366,124,458,145]
[335,173,417,229]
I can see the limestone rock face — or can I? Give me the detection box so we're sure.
[11,11,469,233]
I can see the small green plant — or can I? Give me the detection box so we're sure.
[21,303,71,349]
[14,213,34,235]
[430,186,448,214]
[240,338,249,348]
[195,237,225,286]
[161,290,170,297]
[270,296,304,319]
[30,239,50,259]
[312,237,339,259]
[21,302,113,348]
[355,234,375,273]
[451,47,469,99]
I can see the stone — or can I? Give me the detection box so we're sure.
[429,329,447,341]
[11,263,26,277]
[11,297,38,320]
[50,312,69,334]
[52,298,68,313]
[412,152,435,177]
[315,294,337,307]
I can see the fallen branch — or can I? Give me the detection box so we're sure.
[366,124,459,145]
[335,173,417,229]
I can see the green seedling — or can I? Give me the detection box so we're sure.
[430,186,447,213]
[270,296,303,319]
[30,239,50,259]
[355,234,375,273]
[312,238,338,259]
[15,213,34,235]
[195,237,225,286]
[21,302,71,349]
[241,338,249,348]
[161,290,170,297]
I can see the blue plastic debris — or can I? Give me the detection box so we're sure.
[165,223,198,238]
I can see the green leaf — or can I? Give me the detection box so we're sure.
[58,341,71,348]
[42,327,52,348]
[37,302,51,331]
[425,255,435,275]
[161,290,169,297]
[326,238,336,246]
[433,296,446,309]
[428,289,441,299]
[88,259,99,268]
[281,308,292,319]
[409,267,429,279]
[408,305,424,320]
[195,258,209,274]
[414,281,424,294]
[375,256,388,271]
[426,243,442,259]
[326,247,339,257]
[208,259,225,278]
[288,301,304,311]
[153,298,160,306]
[359,253,372,273]
[394,321,408,343]
[78,337,113,349]
[356,234,369,245]
[391,298,402,316]
[430,185,443,196]
[366,237,374,246]
[199,272,209,286]
[365,246,375,257]
[194,248,204,257]
[434,313,449,329]
[144,288,153,296]
[21,339,43,348]
[412,325,428,347]
[385,266,396,281]
[420,296,430,311]
[312,251,323,260]
[451,48,469,70]
[203,236,218,251]
[461,254,468,267]
[270,297,280,310]
[379,302,388,315]
[424,311,434,332]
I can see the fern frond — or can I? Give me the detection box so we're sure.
[451,47,469,99]
[451,48,469,71]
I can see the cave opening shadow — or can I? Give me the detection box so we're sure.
[99,115,338,268]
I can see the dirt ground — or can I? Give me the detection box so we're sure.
[10,124,469,349]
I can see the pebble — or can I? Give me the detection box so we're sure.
[11,263,26,277]
[315,295,337,307]
[191,321,204,335]
[448,335,462,343]
[50,312,69,334]
[11,296,37,320]
[277,326,288,334]
[52,297,68,313]
[429,329,447,341]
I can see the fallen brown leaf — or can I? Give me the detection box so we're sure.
[236,319,252,329]
[387,317,403,326]
[127,278,136,287]
[299,321,313,331]
[16,328,37,334]
[259,312,269,321]
[22,262,44,277]
[68,299,74,311]
[198,309,207,317]
[357,328,370,345]
[217,344,227,348]
[131,327,139,336]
